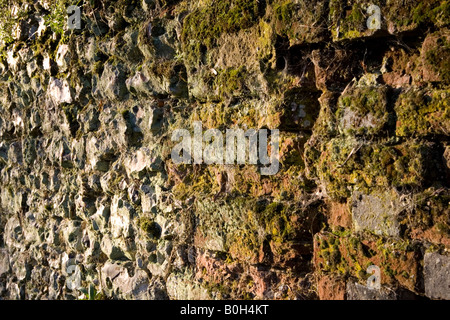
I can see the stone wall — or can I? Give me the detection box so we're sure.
[0,0,449,300]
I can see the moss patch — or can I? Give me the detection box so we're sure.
[139,218,161,239]
[315,138,442,200]
[314,231,420,291]
[214,66,248,99]
[181,0,262,66]
[336,86,391,136]
[395,89,450,137]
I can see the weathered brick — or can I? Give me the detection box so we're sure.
[314,232,420,292]
[317,274,346,300]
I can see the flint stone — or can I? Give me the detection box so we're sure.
[424,252,450,300]
[48,77,73,105]
[346,282,397,300]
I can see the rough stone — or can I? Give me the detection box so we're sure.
[48,78,73,105]
[55,44,71,72]
[346,282,397,300]
[101,261,152,299]
[0,249,10,276]
[99,64,128,101]
[0,0,448,301]
[424,252,450,300]
[317,275,346,300]
[351,191,404,237]
[100,234,126,261]
[166,271,210,300]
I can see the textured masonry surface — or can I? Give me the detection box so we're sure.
[0,0,449,300]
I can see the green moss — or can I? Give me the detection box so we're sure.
[436,222,450,234]
[139,218,161,239]
[274,1,294,23]
[383,0,449,31]
[92,60,105,75]
[395,89,450,137]
[254,202,295,242]
[384,265,396,278]
[412,1,450,26]
[425,33,450,84]
[45,0,78,37]
[203,280,232,299]
[319,239,329,250]
[264,202,284,217]
[412,190,450,238]
[171,165,215,201]
[181,0,261,65]
[241,292,253,300]
[349,237,360,249]
[330,247,342,266]
[214,66,248,99]
[317,135,442,200]
[192,100,263,132]
[329,0,370,40]
[279,135,306,168]
[317,232,418,291]
[272,1,295,37]
[337,86,389,123]
[150,59,178,79]
[317,235,343,270]
[0,0,16,46]
[78,284,106,300]
[315,137,439,201]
